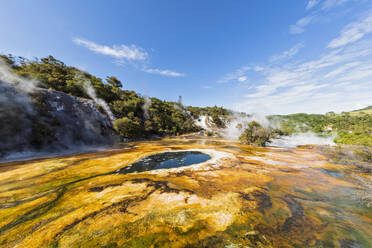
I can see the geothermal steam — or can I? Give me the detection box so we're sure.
[222,113,273,140]
[0,60,118,161]
[194,112,336,147]
[0,61,37,157]
[82,80,115,122]
[142,96,151,119]
[270,132,335,147]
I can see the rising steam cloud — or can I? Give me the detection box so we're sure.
[0,59,118,161]
[270,132,336,147]
[142,96,151,119]
[0,60,37,158]
[81,79,115,122]
[195,109,336,147]
[0,59,38,92]
[222,112,274,140]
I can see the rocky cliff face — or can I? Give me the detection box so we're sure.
[0,79,118,160]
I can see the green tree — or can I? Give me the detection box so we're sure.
[239,121,271,146]
[106,76,122,88]
[113,117,143,139]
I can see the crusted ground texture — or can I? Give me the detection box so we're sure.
[0,135,371,247]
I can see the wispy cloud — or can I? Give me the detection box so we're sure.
[217,65,250,83]
[253,66,264,72]
[321,0,353,10]
[237,76,247,82]
[328,13,372,48]
[306,0,320,10]
[290,16,314,34]
[324,61,361,78]
[233,37,372,114]
[224,10,372,114]
[290,0,358,35]
[73,37,186,77]
[73,38,147,61]
[270,43,304,62]
[142,68,186,77]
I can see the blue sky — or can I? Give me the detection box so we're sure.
[1,0,372,114]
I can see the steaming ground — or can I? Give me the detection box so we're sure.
[83,80,115,122]
[0,60,118,161]
[269,132,336,147]
[0,57,337,162]
[195,116,209,130]
[194,115,336,147]
[1,135,370,247]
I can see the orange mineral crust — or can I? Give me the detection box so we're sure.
[0,135,371,247]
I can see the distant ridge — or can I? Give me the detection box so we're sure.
[349,105,372,115]
[351,105,372,112]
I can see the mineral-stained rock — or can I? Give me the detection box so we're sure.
[0,79,118,159]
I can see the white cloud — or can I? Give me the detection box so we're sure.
[322,0,352,10]
[237,76,247,82]
[74,37,186,77]
[270,43,304,62]
[324,61,361,78]
[254,66,264,72]
[217,65,250,83]
[142,68,186,77]
[328,13,372,48]
[73,37,147,61]
[231,37,372,114]
[290,16,314,34]
[202,86,212,89]
[306,0,320,10]
[291,0,358,35]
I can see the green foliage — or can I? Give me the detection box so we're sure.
[239,121,272,147]
[2,54,218,140]
[272,112,372,146]
[0,54,15,66]
[186,106,230,119]
[106,76,122,88]
[334,132,372,147]
[113,117,144,139]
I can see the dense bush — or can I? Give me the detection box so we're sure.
[187,106,230,119]
[272,112,372,146]
[113,117,143,139]
[334,132,372,146]
[1,54,224,140]
[239,121,272,146]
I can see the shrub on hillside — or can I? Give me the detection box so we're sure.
[239,121,271,146]
[113,117,143,139]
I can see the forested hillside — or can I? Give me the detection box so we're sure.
[1,54,371,148]
[272,112,372,146]
[1,54,228,140]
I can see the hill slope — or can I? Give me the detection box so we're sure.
[0,54,229,158]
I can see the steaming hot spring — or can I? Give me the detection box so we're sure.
[0,134,371,248]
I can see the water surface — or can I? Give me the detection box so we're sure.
[116,151,211,174]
